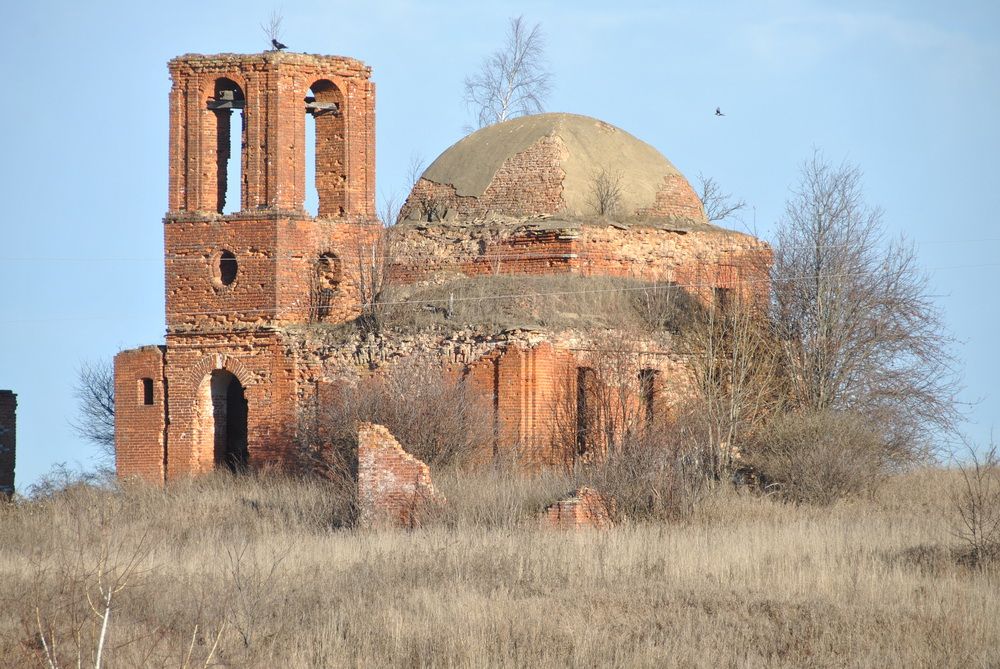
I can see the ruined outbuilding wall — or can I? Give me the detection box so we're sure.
[0,391,16,497]
[115,347,167,483]
[300,330,697,469]
[357,422,443,527]
[541,487,615,529]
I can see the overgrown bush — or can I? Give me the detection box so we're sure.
[749,410,887,505]
[433,463,574,530]
[577,418,716,522]
[298,357,495,474]
[952,441,1000,567]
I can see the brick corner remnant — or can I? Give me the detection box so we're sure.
[541,487,615,529]
[0,390,16,499]
[357,422,445,528]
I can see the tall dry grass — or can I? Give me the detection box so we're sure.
[0,468,997,668]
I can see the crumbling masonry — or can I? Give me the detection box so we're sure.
[0,390,16,498]
[115,50,770,483]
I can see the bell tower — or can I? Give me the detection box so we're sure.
[112,51,380,483]
[164,51,377,332]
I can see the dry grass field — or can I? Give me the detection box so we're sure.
[1,467,997,668]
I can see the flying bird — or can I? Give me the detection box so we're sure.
[715,107,725,117]
[272,38,288,51]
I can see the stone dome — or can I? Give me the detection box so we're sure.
[405,113,706,224]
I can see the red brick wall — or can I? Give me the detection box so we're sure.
[357,422,444,528]
[114,347,167,483]
[165,215,378,332]
[541,487,615,529]
[400,135,565,221]
[168,52,374,217]
[0,390,16,497]
[636,173,706,221]
[388,222,772,311]
[162,332,299,480]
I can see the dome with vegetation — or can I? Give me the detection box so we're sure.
[401,113,707,225]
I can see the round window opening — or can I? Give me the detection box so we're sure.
[219,250,238,286]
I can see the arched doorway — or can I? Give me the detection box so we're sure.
[210,369,248,471]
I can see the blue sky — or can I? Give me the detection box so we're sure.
[0,0,997,490]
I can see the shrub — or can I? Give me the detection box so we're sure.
[749,410,887,505]
[952,441,1000,567]
[299,357,495,470]
[579,420,714,522]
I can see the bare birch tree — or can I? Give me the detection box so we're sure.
[771,150,961,463]
[464,16,552,129]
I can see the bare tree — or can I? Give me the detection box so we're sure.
[696,173,746,223]
[464,15,552,129]
[680,286,781,480]
[952,438,1000,566]
[356,228,397,335]
[771,151,961,464]
[71,359,116,464]
[260,9,284,46]
[587,167,624,218]
[299,357,494,471]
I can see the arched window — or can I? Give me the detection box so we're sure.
[207,78,246,214]
[305,80,345,217]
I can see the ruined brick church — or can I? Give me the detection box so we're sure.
[114,50,769,483]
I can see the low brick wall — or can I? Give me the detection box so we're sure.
[357,423,444,528]
[541,487,615,529]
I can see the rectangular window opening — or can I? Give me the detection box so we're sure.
[639,368,657,424]
[713,286,731,311]
[141,378,154,406]
[576,367,591,456]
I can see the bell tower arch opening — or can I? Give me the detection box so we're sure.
[305,80,345,217]
[208,369,249,472]
[207,77,246,215]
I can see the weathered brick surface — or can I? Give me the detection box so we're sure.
[114,49,771,483]
[0,390,16,498]
[357,422,444,528]
[541,487,615,529]
[164,215,377,332]
[114,347,166,483]
[402,135,566,221]
[383,220,772,313]
[403,143,705,224]
[168,52,374,217]
[636,173,706,221]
